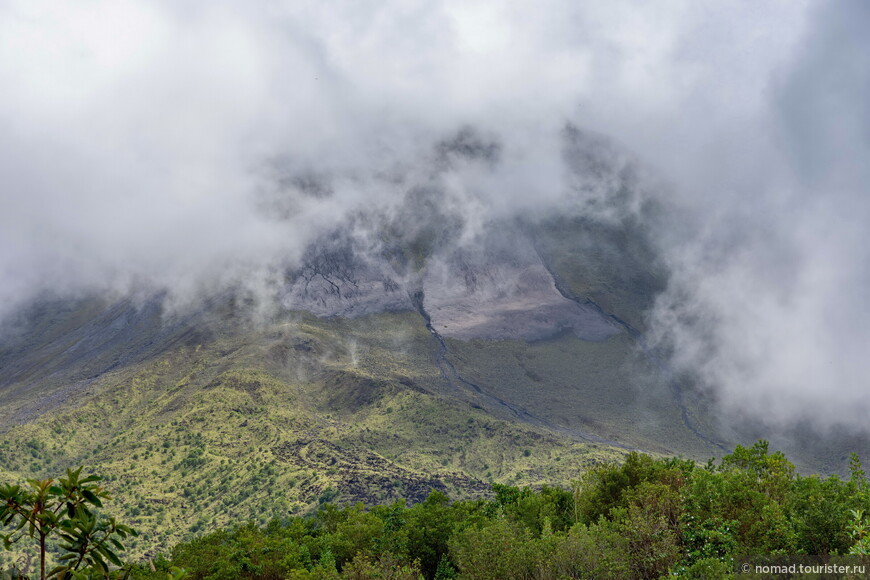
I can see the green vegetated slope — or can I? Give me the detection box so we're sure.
[446,333,712,457]
[0,306,635,558]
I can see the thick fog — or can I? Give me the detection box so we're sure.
[1,0,867,431]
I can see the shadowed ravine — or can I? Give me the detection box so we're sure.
[409,289,633,450]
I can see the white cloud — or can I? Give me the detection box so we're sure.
[1,0,867,431]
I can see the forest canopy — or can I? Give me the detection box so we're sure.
[3,442,869,579]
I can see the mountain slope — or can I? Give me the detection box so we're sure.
[0,303,640,557]
[0,131,730,556]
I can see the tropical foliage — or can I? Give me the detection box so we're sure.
[146,443,870,578]
[4,443,869,579]
[0,467,136,579]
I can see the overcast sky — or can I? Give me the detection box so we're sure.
[1,0,867,431]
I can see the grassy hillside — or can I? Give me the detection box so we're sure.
[0,307,635,558]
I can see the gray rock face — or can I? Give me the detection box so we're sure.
[280,226,621,342]
[423,260,619,341]
[279,233,414,317]
[280,260,413,318]
[272,124,657,341]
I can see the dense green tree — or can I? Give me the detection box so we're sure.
[169,519,317,579]
[547,521,631,579]
[448,517,532,580]
[572,452,691,525]
[788,474,855,554]
[847,510,870,556]
[402,492,456,578]
[492,484,574,536]
[616,481,683,579]
[340,552,423,580]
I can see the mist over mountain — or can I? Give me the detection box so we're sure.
[2,0,869,445]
